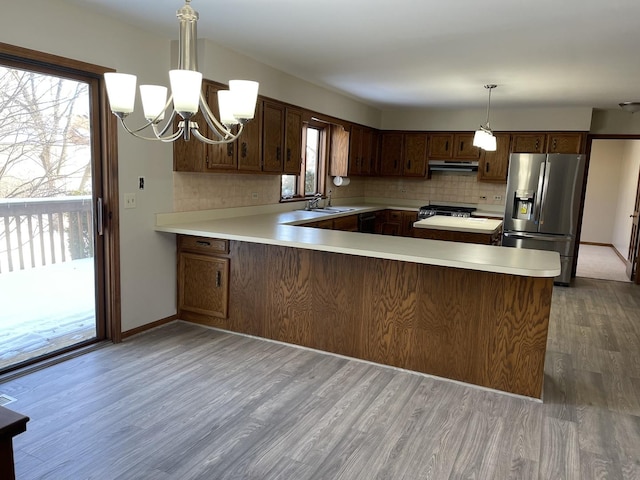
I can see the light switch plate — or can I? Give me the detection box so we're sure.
[124,193,136,209]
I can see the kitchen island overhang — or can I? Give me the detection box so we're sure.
[156,206,559,399]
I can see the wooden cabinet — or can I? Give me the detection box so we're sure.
[428,133,479,160]
[546,132,584,154]
[331,215,359,232]
[401,211,418,237]
[403,133,428,177]
[174,81,261,173]
[428,134,454,159]
[262,101,285,172]
[348,125,376,176]
[283,107,303,174]
[329,124,350,177]
[478,133,511,182]
[413,228,501,245]
[453,133,480,159]
[511,132,585,154]
[511,133,546,154]
[262,101,303,174]
[177,235,230,319]
[379,132,404,176]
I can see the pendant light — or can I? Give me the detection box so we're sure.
[473,84,497,152]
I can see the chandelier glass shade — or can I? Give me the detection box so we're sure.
[104,0,259,144]
[473,84,497,152]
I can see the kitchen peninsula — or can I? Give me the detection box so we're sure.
[156,204,559,399]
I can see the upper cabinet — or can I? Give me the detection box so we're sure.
[403,133,428,177]
[510,133,546,154]
[546,132,584,154]
[348,125,377,176]
[428,133,480,160]
[477,133,510,183]
[284,107,303,174]
[511,132,585,154]
[262,101,285,173]
[379,132,404,176]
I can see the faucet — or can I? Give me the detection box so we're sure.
[326,189,332,207]
[307,193,322,210]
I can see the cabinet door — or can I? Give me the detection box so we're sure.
[237,101,263,172]
[403,133,428,177]
[262,101,285,172]
[428,133,454,159]
[332,215,358,232]
[360,128,374,175]
[401,211,418,237]
[478,133,510,182]
[203,83,237,171]
[546,133,584,154]
[453,133,480,159]
[348,125,363,176]
[283,108,303,174]
[329,124,350,177]
[511,133,546,153]
[178,252,229,318]
[173,95,208,172]
[380,133,403,176]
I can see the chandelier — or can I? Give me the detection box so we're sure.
[473,84,497,151]
[103,0,259,144]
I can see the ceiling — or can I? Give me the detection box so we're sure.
[62,0,640,110]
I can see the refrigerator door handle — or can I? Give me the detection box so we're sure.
[533,160,546,223]
[503,232,573,242]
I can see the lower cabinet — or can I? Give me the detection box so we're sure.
[178,235,230,319]
[413,227,502,245]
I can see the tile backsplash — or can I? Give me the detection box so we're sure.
[173,171,507,212]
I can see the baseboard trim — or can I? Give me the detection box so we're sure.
[121,314,178,340]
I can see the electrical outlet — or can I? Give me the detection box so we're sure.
[479,195,487,200]
[124,193,136,209]
[138,176,145,190]
[493,195,502,201]
[251,192,258,200]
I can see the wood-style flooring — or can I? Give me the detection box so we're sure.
[1,277,639,479]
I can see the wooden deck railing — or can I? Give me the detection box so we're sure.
[0,197,93,274]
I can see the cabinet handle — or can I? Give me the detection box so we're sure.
[407,160,411,170]
[216,270,221,288]
[460,141,464,151]
[287,148,291,162]
[241,142,248,158]
[276,147,281,161]
[535,139,539,150]
[445,141,449,151]
[227,143,234,157]
[393,159,397,169]
[196,241,211,247]
[552,138,557,150]
[486,162,490,173]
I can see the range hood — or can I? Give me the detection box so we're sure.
[429,160,479,173]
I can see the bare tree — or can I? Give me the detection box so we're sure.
[0,66,91,198]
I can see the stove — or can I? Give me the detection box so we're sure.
[418,205,477,219]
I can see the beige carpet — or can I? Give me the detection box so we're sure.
[576,244,631,282]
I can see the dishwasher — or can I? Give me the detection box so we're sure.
[358,212,376,233]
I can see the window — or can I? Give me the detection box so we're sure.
[281,123,326,199]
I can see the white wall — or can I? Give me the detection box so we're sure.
[612,142,640,257]
[581,141,625,243]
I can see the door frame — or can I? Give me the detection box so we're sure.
[0,42,121,344]
[584,134,640,283]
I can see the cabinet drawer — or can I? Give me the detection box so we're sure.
[178,235,229,254]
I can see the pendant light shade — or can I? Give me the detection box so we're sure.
[473,84,497,152]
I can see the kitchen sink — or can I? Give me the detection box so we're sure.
[297,207,356,214]
[312,207,356,213]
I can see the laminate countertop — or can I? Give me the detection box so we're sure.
[155,204,559,278]
[414,216,503,234]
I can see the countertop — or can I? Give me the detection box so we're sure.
[414,216,503,234]
[155,204,559,278]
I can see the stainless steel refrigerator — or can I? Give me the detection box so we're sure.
[502,153,586,285]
